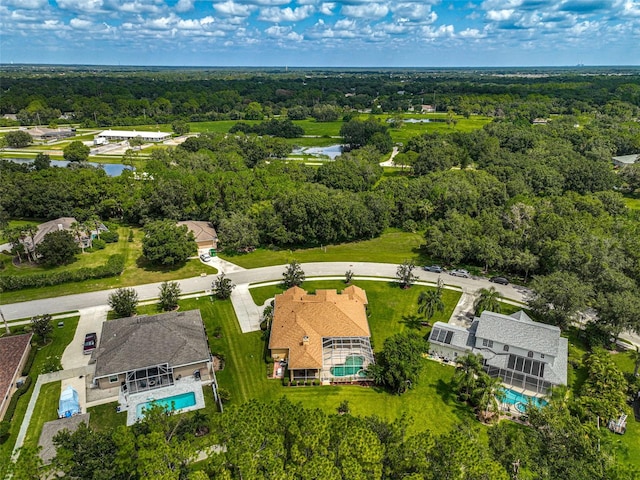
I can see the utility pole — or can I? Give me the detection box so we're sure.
[0,306,9,335]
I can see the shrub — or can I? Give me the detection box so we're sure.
[0,420,10,444]
[91,239,106,250]
[0,254,125,291]
[100,230,119,243]
[21,346,37,375]
[41,355,62,374]
[3,376,32,423]
[128,229,134,242]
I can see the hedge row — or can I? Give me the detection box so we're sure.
[0,254,125,291]
[21,344,37,376]
[2,375,32,424]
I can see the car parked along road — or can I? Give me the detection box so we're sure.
[490,276,510,285]
[449,269,470,278]
[423,265,444,273]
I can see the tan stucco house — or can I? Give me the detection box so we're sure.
[268,286,375,383]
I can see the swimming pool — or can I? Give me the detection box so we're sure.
[331,355,365,377]
[136,391,196,419]
[502,388,547,413]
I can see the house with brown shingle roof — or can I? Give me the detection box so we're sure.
[177,221,218,249]
[268,286,375,384]
[0,333,33,420]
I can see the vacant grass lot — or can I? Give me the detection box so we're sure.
[1,226,216,304]
[0,316,79,475]
[219,229,426,269]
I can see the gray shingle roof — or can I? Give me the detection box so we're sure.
[475,310,561,357]
[94,310,210,379]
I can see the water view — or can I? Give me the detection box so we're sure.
[5,158,133,177]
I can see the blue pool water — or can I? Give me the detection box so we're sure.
[136,391,196,419]
[502,388,547,413]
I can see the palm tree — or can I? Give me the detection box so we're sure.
[629,346,640,377]
[417,289,445,323]
[24,223,38,262]
[547,384,571,412]
[87,214,102,241]
[70,221,86,253]
[453,353,483,401]
[474,287,502,317]
[473,373,505,423]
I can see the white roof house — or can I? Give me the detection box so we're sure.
[96,130,171,142]
[428,310,567,394]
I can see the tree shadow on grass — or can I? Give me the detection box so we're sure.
[400,314,425,330]
[135,255,186,273]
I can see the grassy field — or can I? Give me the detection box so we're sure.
[609,351,640,469]
[219,229,426,269]
[0,316,79,474]
[1,226,217,304]
[22,382,61,451]
[623,195,640,211]
[87,402,127,432]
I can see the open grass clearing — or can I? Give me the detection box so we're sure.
[219,229,426,269]
[0,316,79,474]
[623,195,640,211]
[1,226,216,304]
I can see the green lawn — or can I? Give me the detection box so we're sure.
[0,316,79,476]
[22,382,61,451]
[179,279,468,435]
[1,226,217,304]
[609,350,640,469]
[87,402,127,432]
[219,229,426,269]
[623,195,640,211]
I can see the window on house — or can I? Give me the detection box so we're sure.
[109,375,119,383]
[540,354,545,359]
[503,345,509,352]
[527,351,534,358]
[482,339,494,348]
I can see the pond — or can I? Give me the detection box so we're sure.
[292,144,342,160]
[4,158,133,177]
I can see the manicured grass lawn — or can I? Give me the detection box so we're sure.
[180,278,468,435]
[623,195,640,211]
[22,381,61,451]
[0,316,79,474]
[1,226,217,304]
[609,350,640,469]
[87,402,127,432]
[219,229,427,269]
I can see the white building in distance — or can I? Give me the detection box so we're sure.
[95,130,171,143]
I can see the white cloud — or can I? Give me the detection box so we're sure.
[319,2,335,15]
[391,3,437,22]
[620,0,640,16]
[259,5,315,22]
[421,24,454,38]
[459,27,485,38]
[334,18,356,29]
[265,24,303,41]
[214,0,255,16]
[177,16,216,29]
[175,0,194,12]
[341,3,389,19]
[486,9,515,21]
[70,17,93,29]
[56,0,104,12]
[0,0,47,8]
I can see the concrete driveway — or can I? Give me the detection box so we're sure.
[61,306,109,370]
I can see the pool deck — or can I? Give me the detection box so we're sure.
[120,377,206,426]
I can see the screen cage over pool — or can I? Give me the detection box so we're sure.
[125,363,174,394]
[321,337,375,383]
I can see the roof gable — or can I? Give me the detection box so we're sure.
[94,310,210,378]
[475,310,561,356]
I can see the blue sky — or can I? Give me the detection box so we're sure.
[1,0,639,66]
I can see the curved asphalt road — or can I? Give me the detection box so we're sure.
[1,262,530,321]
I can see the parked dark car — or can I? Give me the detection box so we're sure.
[490,276,509,285]
[423,265,444,273]
[83,332,97,355]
